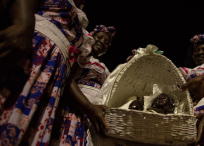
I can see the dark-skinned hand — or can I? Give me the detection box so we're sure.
[180,74,204,99]
[85,104,109,138]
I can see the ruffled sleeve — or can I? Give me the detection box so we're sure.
[178,67,190,80]
[178,63,204,81]
[66,2,94,64]
[77,30,95,66]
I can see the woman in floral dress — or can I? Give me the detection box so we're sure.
[51,25,116,146]
[179,34,204,146]
[0,0,108,145]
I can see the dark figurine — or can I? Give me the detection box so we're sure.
[128,97,144,111]
[128,93,175,114]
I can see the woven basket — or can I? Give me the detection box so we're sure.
[103,45,197,146]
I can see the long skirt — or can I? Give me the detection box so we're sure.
[50,85,100,146]
[0,31,68,146]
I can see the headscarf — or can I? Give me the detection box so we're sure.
[190,34,204,48]
[90,25,116,45]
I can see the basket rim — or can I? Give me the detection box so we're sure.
[106,108,196,118]
[108,53,194,116]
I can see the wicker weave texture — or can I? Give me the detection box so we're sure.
[105,53,197,145]
[106,109,196,146]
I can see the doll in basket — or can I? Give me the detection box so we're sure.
[128,93,175,114]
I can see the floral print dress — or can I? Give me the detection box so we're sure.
[0,0,91,145]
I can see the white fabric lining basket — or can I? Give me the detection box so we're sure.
[102,45,197,146]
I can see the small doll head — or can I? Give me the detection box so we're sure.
[128,97,144,111]
[151,93,175,114]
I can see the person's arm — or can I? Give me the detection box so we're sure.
[68,79,109,137]
[69,79,93,112]
[0,0,40,68]
[180,74,204,99]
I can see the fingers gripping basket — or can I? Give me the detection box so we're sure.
[100,45,197,146]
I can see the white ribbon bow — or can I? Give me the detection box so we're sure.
[136,44,163,55]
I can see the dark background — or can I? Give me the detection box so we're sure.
[83,0,204,72]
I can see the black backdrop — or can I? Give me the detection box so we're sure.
[83,0,204,72]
